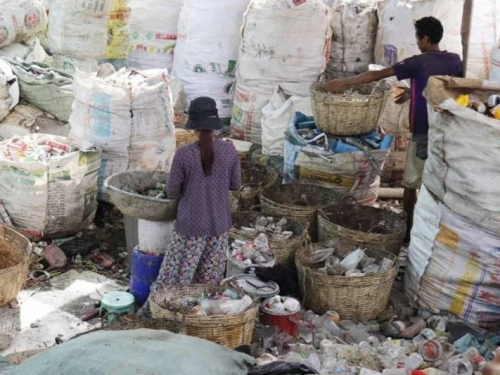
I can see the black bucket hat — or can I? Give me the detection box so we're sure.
[185,97,223,131]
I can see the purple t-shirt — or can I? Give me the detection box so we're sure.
[393,51,463,135]
[167,139,242,237]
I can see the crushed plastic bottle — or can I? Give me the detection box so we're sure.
[340,248,366,271]
[405,353,424,370]
[449,358,473,375]
[254,233,269,249]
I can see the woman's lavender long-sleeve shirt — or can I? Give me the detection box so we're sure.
[167,139,242,237]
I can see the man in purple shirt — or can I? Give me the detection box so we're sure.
[326,16,462,241]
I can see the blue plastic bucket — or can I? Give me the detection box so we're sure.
[130,247,164,305]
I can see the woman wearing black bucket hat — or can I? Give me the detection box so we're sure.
[154,97,242,287]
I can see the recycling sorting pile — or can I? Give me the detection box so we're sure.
[0,136,73,161]
[253,309,495,375]
[238,216,294,241]
[456,94,500,119]
[292,113,393,154]
[230,234,275,266]
[123,182,167,199]
[153,285,253,316]
[309,246,394,277]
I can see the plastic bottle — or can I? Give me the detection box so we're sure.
[419,340,444,362]
[405,353,424,370]
[449,358,473,375]
[254,233,269,249]
[340,249,366,271]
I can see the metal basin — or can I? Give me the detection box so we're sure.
[105,170,179,222]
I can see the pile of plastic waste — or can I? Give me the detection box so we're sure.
[230,234,275,266]
[0,136,73,161]
[253,307,498,375]
[289,112,393,154]
[309,246,394,277]
[456,94,500,119]
[238,216,294,240]
[123,182,167,199]
[154,286,253,316]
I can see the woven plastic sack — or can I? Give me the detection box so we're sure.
[465,0,500,80]
[0,0,48,49]
[491,47,500,81]
[8,60,73,122]
[417,205,500,329]
[375,0,463,67]
[231,0,331,144]
[405,185,440,303]
[424,76,500,236]
[69,65,176,201]
[2,329,255,375]
[0,38,49,64]
[283,120,388,206]
[48,0,130,73]
[0,134,101,238]
[172,0,249,121]
[326,1,377,78]
[0,59,19,122]
[126,0,183,71]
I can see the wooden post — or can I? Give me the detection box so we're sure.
[461,0,474,77]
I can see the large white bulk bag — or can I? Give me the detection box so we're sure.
[48,0,130,73]
[126,0,183,71]
[327,1,377,78]
[424,76,500,236]
[375,0,464,67]
[491,47,500,81]
[0,38,49,64]
[417,205,500,328]
[0,58,19,122]
[8,59,73,122]
[0,134,101,238]
[171,0,249,121]
[231,0,332,144]
[0,0,48,49]
[69,66,176,201]
[405,185,440,303]
[465,0,500,80]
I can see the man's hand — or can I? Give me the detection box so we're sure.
[394,87,410,105]
[325,79,347,92]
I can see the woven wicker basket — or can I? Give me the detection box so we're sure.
[318,204,406,255]
[296,241,398,320]
[230,162,279,213]
[230,211,307,267]
[175,129,198,149]
[0,225,31,306]
[260,184,342,242]
[310,82,389,136]
[150,285,258,348]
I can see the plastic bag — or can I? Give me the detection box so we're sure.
[249,361,319,375]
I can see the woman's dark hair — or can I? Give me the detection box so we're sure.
[415,17,444,45]
[199,130,214,176]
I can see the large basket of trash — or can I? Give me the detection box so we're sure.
[230,162,279,213]
[150,284,258,348]
[260,184,342,242]
[318,203,406,255]
[296,240,398,320]
[310,82,389,136]
[230,212,307,267]
[0,225,32,306]
[175,129,198,149]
